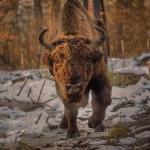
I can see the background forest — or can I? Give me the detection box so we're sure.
[0,0,150,70]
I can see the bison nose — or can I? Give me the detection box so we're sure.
[66,83,82,95]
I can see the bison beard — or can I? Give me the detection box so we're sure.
[38,0,112,138]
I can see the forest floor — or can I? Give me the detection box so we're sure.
[2,109,150,150]
[1,54,150,150]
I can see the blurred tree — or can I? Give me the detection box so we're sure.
[93,0,100,19]
[47,0,61,36]
[0,0,150,70]
[105,0,150,58]
[100,0,106,24]
[0,0,19,69]
[88,0,94,18]
[34,0,43,67]
[34,0,42,33]
[0,0,18,22]
[83,0,88,10]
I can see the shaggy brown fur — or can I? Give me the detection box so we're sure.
[40,0,112,138]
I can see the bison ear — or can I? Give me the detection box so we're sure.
[92,50,103,63]
[41,51,53,71]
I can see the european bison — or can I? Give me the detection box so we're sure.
[38,0,112,138]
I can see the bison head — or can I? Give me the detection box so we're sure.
[38,28,106,103]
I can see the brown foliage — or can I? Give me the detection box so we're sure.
[105,0,150,58]
[0,0,150,70]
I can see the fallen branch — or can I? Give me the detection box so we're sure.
[27,87,32,97]
[111,100,135,112]
[17,78,29,96]
[13,97,22,104]
[44,103,56,111]
[12,75,32,85]
[43,96,58,104]
[3,96,12,103]
[0,90,7,93]
[46,116,50,123]
[35,113,42,124]
[130,125,150,134]
[142,143,150,149]
[29,97,56,111]
[29,97,35,104]
[37,78,46,101]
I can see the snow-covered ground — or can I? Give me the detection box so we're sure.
[0,53,150,149]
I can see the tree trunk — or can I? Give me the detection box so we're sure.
[93,0,100,19]
[34,0,42,32]
[83,0,88,10]
[34,0,43,67]
[100,0,106,24]
[88,0,94,18]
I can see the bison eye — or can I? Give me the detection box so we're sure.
[87,60,91,65]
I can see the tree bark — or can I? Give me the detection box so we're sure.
[88,0,94,18]
[93,0,100,19]
[34,0,43,67]
[34,0,42,32]
[83,0,88,10]
[100,0,106,24]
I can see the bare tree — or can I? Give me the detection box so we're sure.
[34,0,42,32]
[88,0,94,18]
[93,0,100,19]
[83,0,88,10]
[100,0,106,24]
[34,0,43,67]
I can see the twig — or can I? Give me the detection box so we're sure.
[27,87,32,97]
[12,75,32,85]
[43,96,58,104]
[0,142,4,146]
[15,137,18,148]
[17,78,29,96]
[46,116,50,123]
[0,90,7,93]
[29,97,35,104]
[37,78,46,101]
[3,96,11,103]
[13,97,22,104]
[44,103,56,111]
[60,111,63,117]
[29,97,56,111]
[35,113,42,124]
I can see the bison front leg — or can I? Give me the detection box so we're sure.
[64,103,79,138]
[60,115,68,129]
[88,75,112,132]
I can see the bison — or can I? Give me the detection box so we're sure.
[38,0,112,138]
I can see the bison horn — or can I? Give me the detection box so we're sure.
[91,27,107,49]
[38,29,56,51]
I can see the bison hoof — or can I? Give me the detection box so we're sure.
[67,130,79,138]
[88,115,100,128]
[60,123,68,129]
[95,123,106,132]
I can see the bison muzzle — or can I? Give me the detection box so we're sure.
[38,0,112,138]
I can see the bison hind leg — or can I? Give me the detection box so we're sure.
[95,123,106,132]
[60,115,68,129]
[88,115,106,132]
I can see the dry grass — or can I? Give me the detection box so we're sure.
[106,118,131,145]
[108,69,150,86]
